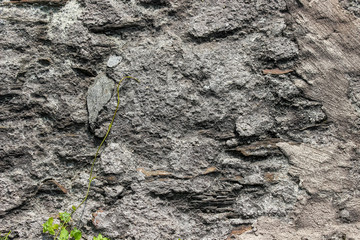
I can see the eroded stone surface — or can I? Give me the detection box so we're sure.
[1,0,360,239]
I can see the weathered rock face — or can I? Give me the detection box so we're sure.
[0,0,360,239]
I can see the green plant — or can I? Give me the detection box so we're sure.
[42,76,139,240]
[93,234,110,240]
[0,231,11,240]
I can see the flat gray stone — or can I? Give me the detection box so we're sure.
[87,73,114,127]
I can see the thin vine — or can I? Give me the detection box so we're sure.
[43,76,139,240]
[0,231,11,240]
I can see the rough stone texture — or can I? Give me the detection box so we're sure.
[0,0,360,239]
[340,0,360,17]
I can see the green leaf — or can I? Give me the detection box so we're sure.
[72,205,77,211]
[70,227,82,240]
[58,228,69,240]
[93,233,110,240]
[59,212,72,223]
[42,217,58,235]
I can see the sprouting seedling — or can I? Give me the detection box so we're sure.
[43,76,139,240]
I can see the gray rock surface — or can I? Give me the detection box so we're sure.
[87,73,114,129]
[0,0,360,239]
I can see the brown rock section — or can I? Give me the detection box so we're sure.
[237,0,360,239]
[290,0,360,135]
[262,68,294,75]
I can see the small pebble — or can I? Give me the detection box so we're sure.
[107,55,122,68]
